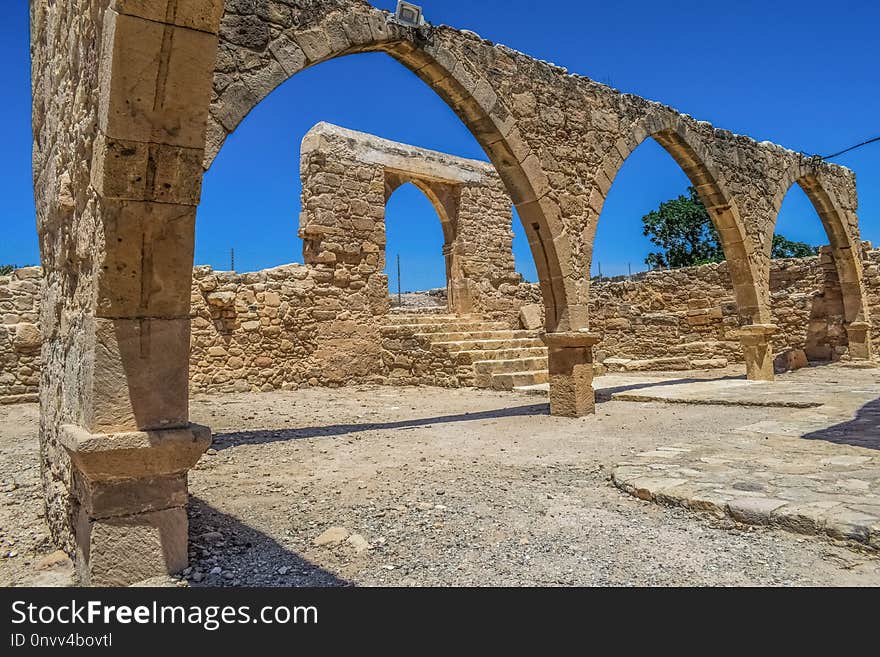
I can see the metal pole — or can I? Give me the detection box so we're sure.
[230,248,235,272]
[397,254,402,307]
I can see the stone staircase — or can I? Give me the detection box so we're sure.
[381,311,548,390]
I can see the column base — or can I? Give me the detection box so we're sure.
[60,424,211,586]
[542,331,601,418]
[846,321,873,361]
[732,324,777,381]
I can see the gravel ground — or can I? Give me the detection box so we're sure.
[2,374,880,587]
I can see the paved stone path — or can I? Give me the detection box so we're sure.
[607,366,880,550]
[612,437,880,550]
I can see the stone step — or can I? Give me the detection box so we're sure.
[417,329,539,342]
[382,314,468,326]
[473,357,549,387]
[432,337,545,352]
[380,322,508,336]
[489,369,550,391]
[452,346,548,365]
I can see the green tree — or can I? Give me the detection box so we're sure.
[642,187,724,269]
[771,234,818,259]
[642,187,818,268]
[0,265,15,276]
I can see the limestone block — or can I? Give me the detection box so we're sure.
[774,348,809,373]
[89,318,191,432]
[92,134,204,205]
[98,11,219,148]
[111,0,225,32]
[97,200,196,318]
[13,323,42,351]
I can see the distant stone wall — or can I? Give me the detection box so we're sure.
[0,268,42,403]
[189,263,383,392]
[299,123,530,323]
[587,246,880,370]
[2,248,878,401]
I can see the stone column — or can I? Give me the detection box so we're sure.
[40,1,223,585]
[845,321,873,361]
[733,324,777,381]
[542,331,601,417]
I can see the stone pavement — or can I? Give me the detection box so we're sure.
[608,365,880,550]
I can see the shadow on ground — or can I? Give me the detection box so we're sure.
[802,397,880,450]
[594,375,745,401]
[187,496,351,587]
[212,403,550,450]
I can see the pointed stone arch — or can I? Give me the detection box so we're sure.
[206,6,576,331]
[589,112,772,379]
[770,164,872,359]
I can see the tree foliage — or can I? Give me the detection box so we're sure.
[642,187,817,268]
[771,234,818,259]
[0,265,15,276]
[642,187,723,269]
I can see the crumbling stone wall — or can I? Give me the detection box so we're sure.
[299,123,529,322]
[589,246,879,369]
[4,249,878,401]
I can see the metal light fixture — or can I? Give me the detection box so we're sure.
[394,1,424,28]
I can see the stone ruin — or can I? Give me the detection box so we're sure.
[28,0,873,584]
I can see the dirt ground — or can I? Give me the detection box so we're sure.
[2,366,880,587]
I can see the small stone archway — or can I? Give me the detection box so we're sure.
[770,166,872,360]
[383,176,471,314]
[588,114,774,380]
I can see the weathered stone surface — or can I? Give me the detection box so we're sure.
[13,323,41,351]
[77,507,189,586]
[519,303,543,330]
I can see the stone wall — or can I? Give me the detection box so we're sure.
[0,268,43,403]
[588,246,880,370]
[4,248,878,402]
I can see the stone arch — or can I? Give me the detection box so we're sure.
[590,114,766,326]
[206,6,574,331]
[770,165,872,358]
[383,177,465,313]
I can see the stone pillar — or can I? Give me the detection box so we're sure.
[845,321,873,361]
[33,1,223,585]
[542,331,601,417]
[62,424,211,586]
[734,324,777,381]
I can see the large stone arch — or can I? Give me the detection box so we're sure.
[770,164,872,359]
[588,113,773,379]
[205,3,575,332]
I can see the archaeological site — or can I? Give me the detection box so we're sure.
[2,0,878,590]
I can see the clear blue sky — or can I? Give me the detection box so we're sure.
[2,1,878,288]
